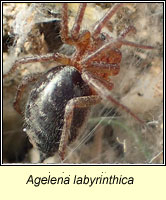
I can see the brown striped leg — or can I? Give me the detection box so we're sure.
[71,3,87,40]
[82,70,144,124]
[3,53,71,79]
[92,3,123,39]
[58,95,101,160]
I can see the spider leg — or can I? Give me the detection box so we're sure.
[81,36,153,65]
[82,70,144,124]
[61,3,70,42]
[117,26,154,49]
[61,3,75,45]
[58,95,101,160]
[81,40,121,64]
[92,3,123,39]
[116,25,154,49]
[71,3,87,40]
[117,39,154,49]
[13,73,41,115]
[87,62,120,76]
[3,53,71,78]
[72,3,123,58]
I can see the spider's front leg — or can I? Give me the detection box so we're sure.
[82,70,144,124]
[71,3,87,40]
[3,53,71,79]
[92,3,123,39]
[61,3,87,42]
[61,3,91,62]
[58,95,101,161]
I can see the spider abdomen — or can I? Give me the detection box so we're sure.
[24,66,92,160]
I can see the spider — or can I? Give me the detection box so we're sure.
[3,3,153,163]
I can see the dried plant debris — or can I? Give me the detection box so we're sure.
[3,3,163,164]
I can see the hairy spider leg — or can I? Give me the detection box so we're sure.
[58,95,101,160]
[81,33,154,66]
[13,73,41,115]
[91,3,153,49]
[61,3,91,65]
[71,3,87,40]
[3,53,71,79]
[80,25,153,75]
[118,40,154,49]
[86,63,120,76]
[82,22,152,122]
[82,70,144,124]
[80,26,136,69]
[61,3,70,43]
[101,25,136,44]
[92,3,123,39]
[76,3,124,60]
[61,3,87,45]
[81,25,143,67]
[61,3,88,43]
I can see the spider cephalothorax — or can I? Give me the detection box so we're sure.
[3,3,153,162]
